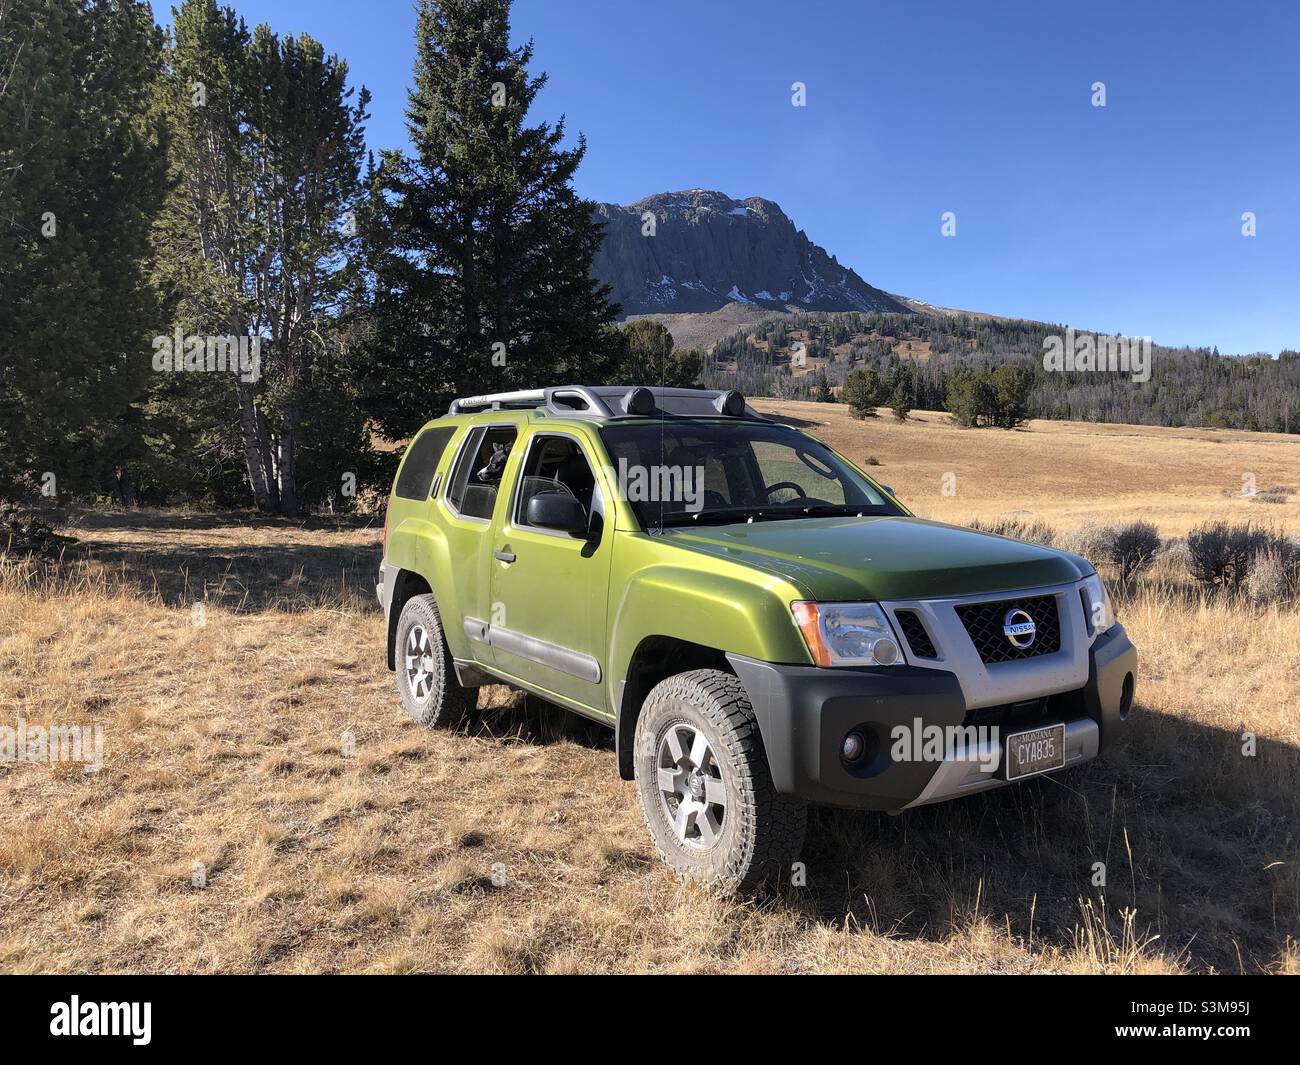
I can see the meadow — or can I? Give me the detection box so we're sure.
[1,404,1296,973]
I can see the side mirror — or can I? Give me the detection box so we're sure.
[526,492,588,535]
[880,484,895,496]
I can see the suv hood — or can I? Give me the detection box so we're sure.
[663,515,1090,601]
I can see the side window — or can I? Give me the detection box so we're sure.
[394,426,455,500]
[514,435,598,527]
[446,425,518,520]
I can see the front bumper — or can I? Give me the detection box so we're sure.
[727,624,1137,812]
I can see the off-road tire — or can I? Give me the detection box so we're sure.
[394,594,476,728]
[633,668,807,894]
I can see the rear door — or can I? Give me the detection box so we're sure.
[485,428,614,718]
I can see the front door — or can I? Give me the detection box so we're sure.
[487,431,613,718]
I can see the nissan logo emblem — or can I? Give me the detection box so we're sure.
[1002,607,1037,649]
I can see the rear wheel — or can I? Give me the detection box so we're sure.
[394,594,476,728]
[633,669,806,894]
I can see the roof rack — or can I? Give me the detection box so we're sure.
[446,386,770,422]
[447,389,546,415]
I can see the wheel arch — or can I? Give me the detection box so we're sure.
[614,636,734,780]
[386,569,432,670]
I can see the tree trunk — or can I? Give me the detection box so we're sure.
[117,467,138,508]
[277,402,299,517]
[236,380,278,512]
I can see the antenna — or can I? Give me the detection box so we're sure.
[658,333,666,534]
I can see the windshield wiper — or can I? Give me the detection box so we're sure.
[783,503,877,518]
[657,508,766,528]
[656,503,882,529]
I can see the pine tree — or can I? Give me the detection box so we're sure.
[1,0,168,504]
[357,0,619,441]
[609,320,700,387]
[888,363,912,420]
[889,381,910,421]
[991,363,1032,428]
[155,0,370,514]
[944,368,986,427]
[842,368,882,418]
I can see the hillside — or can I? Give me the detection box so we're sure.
[707,311,1300,434]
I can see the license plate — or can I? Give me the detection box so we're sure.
[1005,724,1065,780]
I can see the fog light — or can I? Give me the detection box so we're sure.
[842,731,867,763]
[872,638,899,666]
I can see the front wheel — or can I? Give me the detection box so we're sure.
[633,669,806,894]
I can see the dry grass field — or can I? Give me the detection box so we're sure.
[1,407,1297,973]
[755,399,1300,537]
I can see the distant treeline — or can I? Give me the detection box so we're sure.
[704,312,1300,434]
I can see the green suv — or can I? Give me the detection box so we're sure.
[378,385,1137,891]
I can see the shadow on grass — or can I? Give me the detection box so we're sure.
[466,692,615,752]
[35,508,383,613]
[762,412,822,429]
[790,705,1299,973]
[54,505,378,534]
[485,690,1298,973]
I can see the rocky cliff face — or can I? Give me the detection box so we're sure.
[590,189,909,317]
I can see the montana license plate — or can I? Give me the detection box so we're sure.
[1004,724,1065,780]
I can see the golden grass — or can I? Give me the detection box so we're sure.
[753,400,1300,537]
[1,409,1298,973]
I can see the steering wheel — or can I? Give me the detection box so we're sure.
[763,481,808,502]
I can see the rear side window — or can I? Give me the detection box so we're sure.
[394,426,455,500]
[446,425,518,520]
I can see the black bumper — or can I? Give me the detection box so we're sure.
[727,624,1137,811]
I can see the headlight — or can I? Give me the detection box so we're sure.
[791,601,900,667]
[1080,573,1115,634]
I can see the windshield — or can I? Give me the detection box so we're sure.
[598,421,901,529]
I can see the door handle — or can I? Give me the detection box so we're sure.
[493,548,516,564]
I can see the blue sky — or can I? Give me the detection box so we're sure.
[206,0,1299,354]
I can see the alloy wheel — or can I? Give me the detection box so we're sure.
[656,723,727,848]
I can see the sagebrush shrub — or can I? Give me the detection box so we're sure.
[1187,522,1292,591]
[1057,522,1115,565]
[1244,548,1296,606]
[1110,521,1162,583]
[967,517,1056,547]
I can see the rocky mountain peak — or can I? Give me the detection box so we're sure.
[590,189,908,317]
